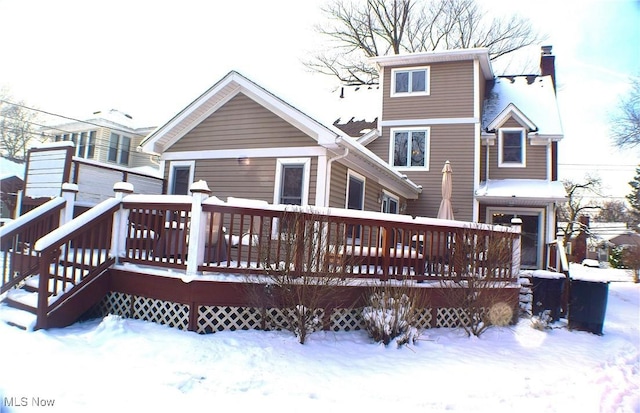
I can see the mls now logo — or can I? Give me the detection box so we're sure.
[3,396,56,408]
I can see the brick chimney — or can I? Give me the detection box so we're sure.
[540,45,556,90]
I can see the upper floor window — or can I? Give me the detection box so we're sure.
[108,132,131,166]
[54,131,96,159]
[391,128,429,169]
[498,128,526,167]
[391,66,430,96]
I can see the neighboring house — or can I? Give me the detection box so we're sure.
[21,110,163,212]
[140,46,566,270]
[41,109,156,170]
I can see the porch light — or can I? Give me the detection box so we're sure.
[237,157,249,166]
[511,216,522,226]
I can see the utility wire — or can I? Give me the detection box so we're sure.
[0,99,151,138]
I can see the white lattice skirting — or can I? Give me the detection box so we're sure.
[96,292,474,332]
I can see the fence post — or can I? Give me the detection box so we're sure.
[186,180,210,278]
[110,182,134,263]
[60,183,78,225]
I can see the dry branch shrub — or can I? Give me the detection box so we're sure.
[439,226,517,336]
[247,207,350,344]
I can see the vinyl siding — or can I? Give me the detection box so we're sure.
[166,93,317,152]
[378,123,477,221]
[165,157,317,206]
[381,61,475,120]
[329,161,404,214]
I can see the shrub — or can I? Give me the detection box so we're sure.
[362,280,426,346]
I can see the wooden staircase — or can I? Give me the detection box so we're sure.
[1,197,119,330]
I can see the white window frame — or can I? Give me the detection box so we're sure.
[168,160,195,195]
[381,190,399,214]
[108,132,132,166]
[498,128,526,167]
[391,66,430,97]
[345,170,366,210]
[273,158,311,206]
[389,127,430,171]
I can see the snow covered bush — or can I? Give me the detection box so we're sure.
[362,282,425,346]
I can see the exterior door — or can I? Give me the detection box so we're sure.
[490,211,542,269]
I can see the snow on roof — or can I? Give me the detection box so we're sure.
[482,76,563,137]
[0,157,25,180]
[475,179,567,201]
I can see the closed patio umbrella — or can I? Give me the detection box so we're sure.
[437,160,454,220]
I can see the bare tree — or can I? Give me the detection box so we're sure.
[611,76,640,150]
[0,91,46,160]
[557,176,603,247]
[308,0,543,85]
[593,200,630,224]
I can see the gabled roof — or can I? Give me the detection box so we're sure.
[485,103,537,132]
[140,71,342,155]
[482,76,563,139]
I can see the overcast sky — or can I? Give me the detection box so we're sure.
[0,0,638,199]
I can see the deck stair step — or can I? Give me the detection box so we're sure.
[0,302,37,331]
[23,275,73,295]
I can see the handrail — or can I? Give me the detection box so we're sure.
[34,198,120,329]
[0,197,66,294]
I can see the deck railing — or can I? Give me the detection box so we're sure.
[0,198,66,294]
[117,189,521,282]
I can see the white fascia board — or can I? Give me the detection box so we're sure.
[335,136,421,199]
[486,103,537,132]
[371,48,493,80]
[356,128,380,146]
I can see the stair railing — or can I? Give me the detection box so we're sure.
[33,197,120,329]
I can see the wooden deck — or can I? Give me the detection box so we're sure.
[1,185,523,331]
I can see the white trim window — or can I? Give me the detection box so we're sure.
[381,191,399,214]
[498,128,526,167]
[274,158,311,206]
[391,66,430,96]
[346,170,366,241]
[390,127,429,169]
[168,160,195,195]
[108,132,132,166]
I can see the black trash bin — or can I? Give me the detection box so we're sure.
[531,270,567,322]
[568,279,609,335]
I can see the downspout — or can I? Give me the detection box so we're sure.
[324,137,349,207]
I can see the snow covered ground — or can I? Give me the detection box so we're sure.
[0,270,638,413]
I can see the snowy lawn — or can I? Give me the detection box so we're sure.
[0,281,638,412]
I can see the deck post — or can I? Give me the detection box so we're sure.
[186,180,211,277]
[59,183,78,226]
[509,218,522,278]
[110,182,134,263]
